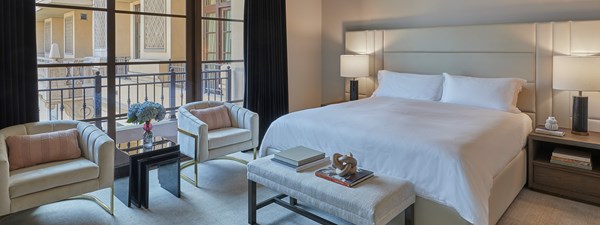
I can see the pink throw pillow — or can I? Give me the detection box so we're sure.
[6,128,82,171]
[190,105,232,130]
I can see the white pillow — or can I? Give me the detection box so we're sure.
[373,70,444,101]
[440,73,526,113]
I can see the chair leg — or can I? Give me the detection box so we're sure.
[194,160,199,187]
[68,186,114,215]
[214,147,258,164]
[0,186,114,220]
[180,159,199,188]
[177,127,200,188]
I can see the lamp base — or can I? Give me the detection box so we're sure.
[349,80,359,101]
[572,95,588,136]
[571,130,589,136]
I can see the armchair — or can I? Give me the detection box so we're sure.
[0,121,114,217]
[177,101,259,187]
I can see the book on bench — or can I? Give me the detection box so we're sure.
[274,146,325,166]
[271,157,331,172]
[315,167,374,187]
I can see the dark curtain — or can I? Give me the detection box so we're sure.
[0,0,39,129]
[243,0,289,142]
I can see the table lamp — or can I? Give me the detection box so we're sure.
[340,55,369,101]
[553,56,600,135]
[49,43,61,62]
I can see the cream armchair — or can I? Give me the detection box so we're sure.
[177,101,259,187]
[0,121,114,217]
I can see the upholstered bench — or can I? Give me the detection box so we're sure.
[247,156,415,225]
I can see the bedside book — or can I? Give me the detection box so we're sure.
[534,128,565,137]
[274,146,325,166]
[550,156,592,170]
[551,147,592,170]
[315,167,374,187]
[552,147,592,162]
[271,157,331,172]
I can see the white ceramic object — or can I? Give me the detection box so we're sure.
[545,116,559,131]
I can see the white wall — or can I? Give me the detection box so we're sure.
[321,0,600,104]
[286,0,323,112]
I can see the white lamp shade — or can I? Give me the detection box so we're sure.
[553,56,600,91]
[340,55,369,78]
[49,43,61,59]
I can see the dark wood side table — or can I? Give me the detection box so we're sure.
[114,137,180,209]
[528,127,600,205]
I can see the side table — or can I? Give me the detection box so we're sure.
[529,127,600,205]
[114,137,181,208]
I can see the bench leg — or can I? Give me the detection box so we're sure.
[290,197,297,206]
[405,204,414,225]
[248,180,257,225]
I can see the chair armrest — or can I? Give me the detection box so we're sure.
[178,107,207,129]
[93,135,114,188]
[83,128,114,189]
[0,136,7,165]
[77,123,114,188]
[226,104,259,148]
[0,134,10,215]
[177,108,209,162]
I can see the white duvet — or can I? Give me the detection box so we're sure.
[259,97,532,225]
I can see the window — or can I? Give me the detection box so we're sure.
[34,0,245,138]
[35,0,189,138]
[201,0,244,103]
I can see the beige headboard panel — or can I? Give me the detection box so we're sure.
[345,21,600,130]
[345,23,539,124]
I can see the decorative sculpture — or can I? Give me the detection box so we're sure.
[545,116,559,131]
[332,153,358,177]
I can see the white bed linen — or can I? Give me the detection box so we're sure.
[259,97,532,225]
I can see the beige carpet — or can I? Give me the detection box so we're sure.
[498,188,600,225]
[1,152,599,225]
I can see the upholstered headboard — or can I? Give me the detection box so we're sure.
[345,23,540,125]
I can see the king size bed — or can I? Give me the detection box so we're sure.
[260,95,531,225]
[259,23,548,225]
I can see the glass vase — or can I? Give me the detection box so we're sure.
[143,121,153,148]
[143,131,153,149]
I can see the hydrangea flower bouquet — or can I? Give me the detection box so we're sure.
[127,101,166,148]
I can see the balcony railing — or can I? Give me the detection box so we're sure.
[37,62,242,130]
[202,63,234,102]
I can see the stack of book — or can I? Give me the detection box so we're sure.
[272,146,330,172]
[550,147,593,170]
[315,167,374,187]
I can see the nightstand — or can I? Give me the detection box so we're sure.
[528,127,600,205]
